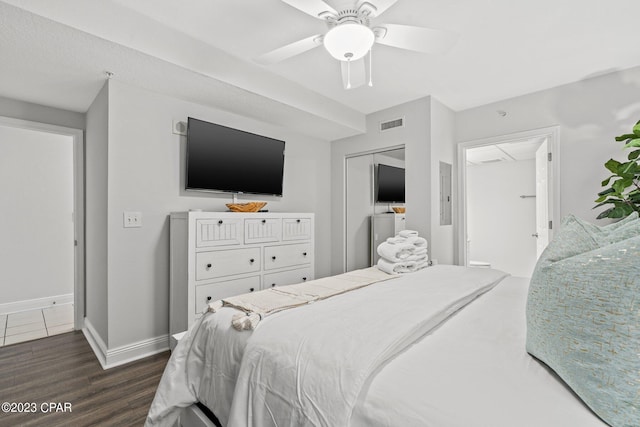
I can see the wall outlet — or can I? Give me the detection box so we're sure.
[123,211,142,228]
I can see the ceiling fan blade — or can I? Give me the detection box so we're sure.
[255,34,322,65]
[357,0,398,18]
[375,24,458,54]
[341,58,366,90]
[280,0,337,19]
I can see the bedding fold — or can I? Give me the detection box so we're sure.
[226,265,508,427]
[213,267,398,330]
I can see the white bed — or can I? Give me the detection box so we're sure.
[146,265,607,427]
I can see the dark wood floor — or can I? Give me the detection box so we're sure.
[0,331,170,427]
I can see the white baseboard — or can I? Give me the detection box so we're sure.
[83,319,169,370]
[0,293,73,315]
[82,318,108,368]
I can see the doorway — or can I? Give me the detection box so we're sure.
[457,127,559,277]
[0,117,84,339]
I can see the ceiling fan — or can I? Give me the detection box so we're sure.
[255,0,458,89]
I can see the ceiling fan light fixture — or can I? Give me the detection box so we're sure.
[323,22,374,61]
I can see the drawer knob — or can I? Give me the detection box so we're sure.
[250,287,255,292]
[207,296,211,301]
[262,219,266,223]
[296,219,301,223]
[206,263,212,269]
[302,252,307,256]
[271,283,276,287]
[302,277,307,281]
[249,258,255,263]
[272,256,277,260]
[218,220,223,225]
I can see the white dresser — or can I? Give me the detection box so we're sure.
[169,211,314,336]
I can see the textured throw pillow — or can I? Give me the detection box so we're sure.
[527,216,640,426]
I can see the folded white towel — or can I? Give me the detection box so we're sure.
[386,236,407,244]
[377,242,415,262]
[411,247,428,257]
[415,259,430,271]
[398,229,419,238]
[376,258,417,275]
[405,253,428,262]
[405,236,428,248]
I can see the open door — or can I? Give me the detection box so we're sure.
[534,139,550,258]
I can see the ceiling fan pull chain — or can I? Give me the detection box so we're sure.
[368,48,373,87]
[345,52,353,89]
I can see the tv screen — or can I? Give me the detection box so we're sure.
[376,164,405,203]
[186,117,285,196]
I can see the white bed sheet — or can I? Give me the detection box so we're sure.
[350,276,608,427]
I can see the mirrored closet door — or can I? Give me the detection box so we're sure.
[345,147,405,271]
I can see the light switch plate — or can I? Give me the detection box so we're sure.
[123,211,142,228]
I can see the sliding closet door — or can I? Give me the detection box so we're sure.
[345,155,374,271]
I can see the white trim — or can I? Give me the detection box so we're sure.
[456,126,561,267]
[104,335,169,369]
[83,318,170,370]
[0,116,85,331]
[0,294,74,316]
[82,318,108,369]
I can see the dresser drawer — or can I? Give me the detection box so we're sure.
[244,218,281,244]
[194,276,261,314]
[282,217,312,241]
[263,267,313,289]
[195,247,261,280]
[196,218,243,248]
[264,243,312,270]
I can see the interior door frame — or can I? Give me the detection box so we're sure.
[456,126,560,267]
[0,116,85,330]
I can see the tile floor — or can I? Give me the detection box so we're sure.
[0,304,74,347]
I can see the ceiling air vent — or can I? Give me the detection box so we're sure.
[380,117,404,132]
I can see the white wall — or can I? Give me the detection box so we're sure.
[87,80,332,349]
[0,124,74,306]
[467,159,537,277]
[331,98,431,274]
[85,83,109,343]
[456,66,640,224]
[430,99,456,265]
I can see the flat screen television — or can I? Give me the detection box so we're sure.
[186,117,285,196]
[375,164,405,203]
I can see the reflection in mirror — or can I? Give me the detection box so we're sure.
[345,148,405,272]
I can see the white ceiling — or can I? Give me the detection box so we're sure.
[2,0,640,140]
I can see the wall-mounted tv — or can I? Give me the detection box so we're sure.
[375,163,405,203]
[186,117,285,196]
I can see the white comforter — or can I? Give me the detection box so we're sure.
[146,265,508,427]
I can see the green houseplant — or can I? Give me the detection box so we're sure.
[595,120,640,219]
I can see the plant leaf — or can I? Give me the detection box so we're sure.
[601,176,614,186]
[609,206,627,218]
[605,159,621,173]
[620,161,638,177]
[628,150,640,160]
[633,123,640,136]
[624,138,640,148]
[616,133,636,142]
[594,199,616,208]
[597,187,616,196]
[613,178,633,194]
[596,207,614,219]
